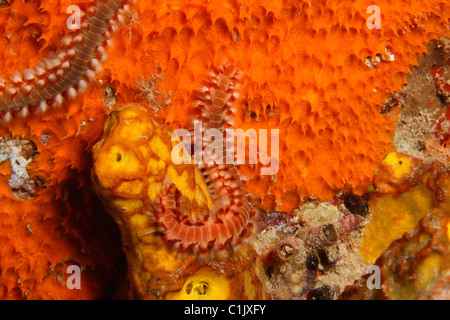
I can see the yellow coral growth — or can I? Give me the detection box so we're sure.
[360,185,434,263]
[382,152,413,180]
[342,211,450,300]
[166,268,231,300]
[92,104,265,299]
[93,103,213,218]
[374,152,422,195]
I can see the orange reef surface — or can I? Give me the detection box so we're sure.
[0,0,449,299]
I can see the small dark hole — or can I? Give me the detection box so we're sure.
[194,282,209,295]
[185,282,193,295]
[306,255,319,270]
[343,193,369,216]
[318,248,338,269]
[306,285,333,300]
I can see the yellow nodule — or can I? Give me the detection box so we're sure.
[113,199,144,213]
[130,213,151,228]
[360,185,434,263]
[382,152,413,180]
[147,158,166,175]
[415,253,442,289]
[115,180,145,198]
[147,179,162,202]
[166,268,231,300]
[149,135,171,161]
[117,121,152,142]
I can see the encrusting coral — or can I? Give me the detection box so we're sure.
[253,194,369,299]
[358,38,450,265]
[0,0,450,299]
[361,151,436,263]
[340,209,450,300]
[92,103,264,299]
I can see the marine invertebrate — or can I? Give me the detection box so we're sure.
[341,210,450,300]
[424,137,450,163]
[431,66,450,105]
[0,137,125,299]
[361,39,450,265]
[392,38,450,163]
[153,64,256,253]
[253,195,368,300]
[0,0,128,299]
[165,268,232,300]
[135,69,172,112]
[373,151,421,195]
[1,0,450,300]
[92,103,264,299]
[360,184,435,263]
[105,0,450,212]
[0,0,131,122]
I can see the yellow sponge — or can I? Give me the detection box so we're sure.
[166,268,231,300]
